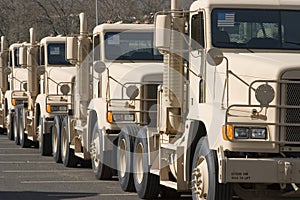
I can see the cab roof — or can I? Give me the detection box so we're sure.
[192,0,300,9]
[40,36,67,46]
[93,24,154,35]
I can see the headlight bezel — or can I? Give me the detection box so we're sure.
[233,126,268,140]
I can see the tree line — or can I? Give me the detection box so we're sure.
[0,0,192,44]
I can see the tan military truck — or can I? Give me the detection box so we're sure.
[53,13,163,185]
[108,0,300,199]
[16,28,76,155]
[0,41,29,144]
[0,36,11,136]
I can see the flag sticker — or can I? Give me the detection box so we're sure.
[217,12,235,27]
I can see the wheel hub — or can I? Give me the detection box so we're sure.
[192,156,209,199]
[90,136,100,168]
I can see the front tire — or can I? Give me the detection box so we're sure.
[18,107,31,148]
[90,122,112,180]
[61,116,78,167]
[191,137,232,200]
[52,116,62,163]
[117,124,139,192]
[14,111,20,145]
[133,128,159,199]
[38,116,52,156]
[7,112,14,140]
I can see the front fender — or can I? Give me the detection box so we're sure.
[36,94,50,118]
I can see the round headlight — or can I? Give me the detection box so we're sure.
[255,84,274,107]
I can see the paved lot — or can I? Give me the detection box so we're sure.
[0,134,191,200]
[0,134,139,200]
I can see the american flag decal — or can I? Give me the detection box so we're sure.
[217,12,235,27]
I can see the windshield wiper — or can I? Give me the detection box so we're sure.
[284,41,300,46]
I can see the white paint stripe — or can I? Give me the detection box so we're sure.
[4,170,91,173]
[0,161,55,164]
[21,180,116,184]
[0,154,39,156]
[97,194,137,196]
[48,193,136,197]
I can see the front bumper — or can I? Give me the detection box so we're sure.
[220,156,300,184]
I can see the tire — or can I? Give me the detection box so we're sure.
[90,122,112,180]
[19,107,31,148]
[14,111,20,145]
[117,124,139,192]
[38,116,52,156]
[160,186,180,199]
[7,112,14,140]
[61,116,78,167]
[191,137,232,200]
[133,128,159,199]
[52,116,62,163]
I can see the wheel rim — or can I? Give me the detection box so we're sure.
[91,131,100,170]
[19,123,23,142]
[13,117,18,141]
[53,124,58,154]
[37,118,42,146]
[119,139,127,177]
[192,156,209,200]
[61,127,67,159]
[136,142,144,184]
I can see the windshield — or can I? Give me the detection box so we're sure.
[212,9,300,50]
[104,32,162,60]
[47,43,71,65]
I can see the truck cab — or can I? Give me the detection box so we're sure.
[119,0,300,199]
[2,42,29,142]
[16,30,76,156]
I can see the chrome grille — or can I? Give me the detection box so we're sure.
[285,83,300,142]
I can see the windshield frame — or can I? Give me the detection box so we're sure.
[211,8,300,50]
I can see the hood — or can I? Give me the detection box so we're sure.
[107,62,163,83]
[106,62,163,100]
[12,68,28,91]
[223,52,300,79]
[211,52,300,108]
[48,66,76,82]
[47,66,76,95]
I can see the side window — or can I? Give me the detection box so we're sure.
[9,50,12,67]
[93,34,100,61]
[191,12,205,50]
[40,46,45,65]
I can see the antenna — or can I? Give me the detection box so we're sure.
[95,0,99,26]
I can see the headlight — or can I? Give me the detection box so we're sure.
[47,105,68,113]
[233,127,267,140]
[107,112,135,123]
[251,128,267,139]
[234,127,250,139]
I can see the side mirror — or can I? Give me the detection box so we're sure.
[37,66,45,76]
[60,84,70,95]
[206,48,224,66]
[66,37,78,65]
[4,67,11,75]
[19,46,27,67]
[154,14,171,50]
[126,85,139,100]
[94,61,106,74]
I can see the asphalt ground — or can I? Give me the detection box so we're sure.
[0,133,192,200]
[0,133,139,200]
